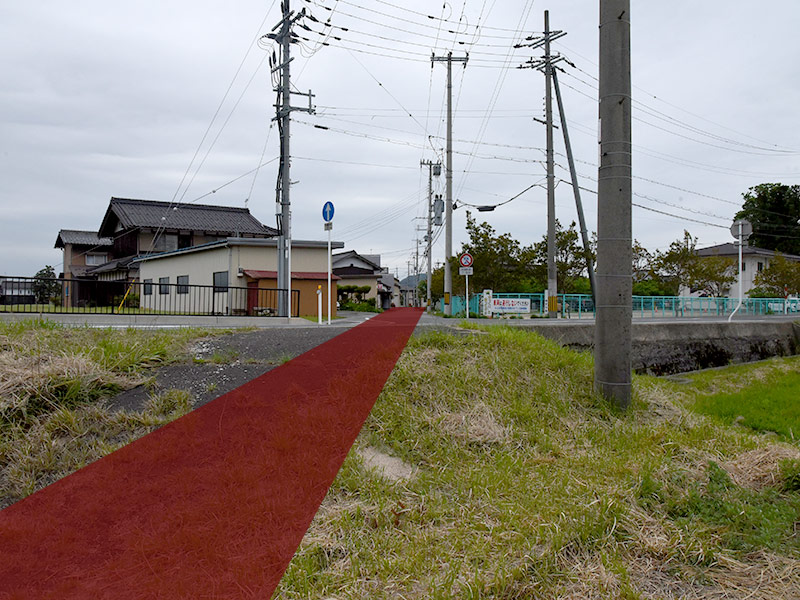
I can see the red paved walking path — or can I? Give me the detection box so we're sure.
[0,308,423,599]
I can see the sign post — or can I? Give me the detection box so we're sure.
[323,201,335,325]
[458,253,474,320]
[728,219,752,322]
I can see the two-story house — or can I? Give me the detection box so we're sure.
[55,197,278,307]
[332,250,400,310]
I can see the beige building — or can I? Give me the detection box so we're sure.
[134,237,342,317]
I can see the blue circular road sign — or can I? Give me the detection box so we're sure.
[322,201,335,222]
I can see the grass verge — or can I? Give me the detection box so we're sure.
[276,326,800,599]
[688,367,800,441]
[0,319,226,508]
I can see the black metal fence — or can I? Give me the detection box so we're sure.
[0,277,300,317]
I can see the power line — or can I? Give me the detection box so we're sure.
[559,61,800,155]
[557,41,800,154]
[306,0,533,39]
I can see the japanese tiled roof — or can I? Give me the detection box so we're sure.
[54,229,113,249]
[99,198,277,237]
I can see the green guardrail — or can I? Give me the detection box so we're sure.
[448,293,800,318]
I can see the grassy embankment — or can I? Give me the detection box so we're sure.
[2,319,799,598]
[277,325,800,599]
[0,320,220,508]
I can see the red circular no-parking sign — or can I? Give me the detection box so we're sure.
[459,253,473,268]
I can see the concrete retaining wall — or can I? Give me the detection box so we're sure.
[502,320,800,375]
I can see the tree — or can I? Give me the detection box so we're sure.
[735,183,800,255]
[691,256,736,297]
[631,240,654,283]
[652,232,735,297]
[631,239,674,296]
[523,220,594,294]
[32,265,60,305]
[461,213,525,293]
[753,254,800,297]
[652,231,697,295]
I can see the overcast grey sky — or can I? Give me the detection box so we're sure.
[2,1,800,278]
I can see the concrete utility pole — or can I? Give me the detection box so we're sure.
[595,0,632,409]
[420,159,441,312]
[544,11,558,318]
[267,0,314,317]
[517,12,566,318]
[432,52,468,316]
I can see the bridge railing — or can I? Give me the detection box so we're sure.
[450,292,800,319]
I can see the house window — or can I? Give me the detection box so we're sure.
[178,234,193,249]
[143,279,153,295]
[741,262,746,272]
[85,253,108,265]
[153,234,178,253]
[159,276,170,294]
[757,261,764,272]
[177,275,189,294]
[213,271,228,293]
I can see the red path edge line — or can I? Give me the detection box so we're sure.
[0,308,423,599]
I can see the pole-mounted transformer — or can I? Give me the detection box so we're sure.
[433,194,444,226]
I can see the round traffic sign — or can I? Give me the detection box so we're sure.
[322,201,335,222]
[459,252,473,267]
[730,219,752,240]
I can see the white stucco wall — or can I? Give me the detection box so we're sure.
[138,247,231,313]
[136,240,337,315]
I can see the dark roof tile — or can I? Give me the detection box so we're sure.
[98,198,277,237]
[55,229,113,249]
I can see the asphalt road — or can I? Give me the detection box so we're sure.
[107,309,798,412]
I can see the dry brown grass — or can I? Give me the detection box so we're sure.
[721,445,800,491]
[0,353,140,420]
[435,401,510,445]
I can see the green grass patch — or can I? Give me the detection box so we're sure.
[689,368,800,440]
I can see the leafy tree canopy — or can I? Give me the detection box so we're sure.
[32,265,60,305]
[651,231,736,297]
[735,183,800,255]
[753,254,800,297]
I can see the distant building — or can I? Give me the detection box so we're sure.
[134,237,343,317]
[695,242,800,298]
[398,273,424,307]
[332,250,400,309]
[55,197,278,307]
[54,230,114,280]
[0,277,35,306]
